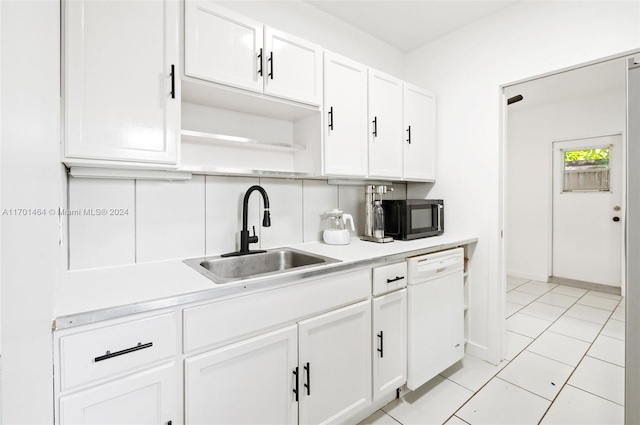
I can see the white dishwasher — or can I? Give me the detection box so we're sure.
[407,248,465,390]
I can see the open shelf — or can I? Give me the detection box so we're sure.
[182,78,320,122]
[181,130,306,152]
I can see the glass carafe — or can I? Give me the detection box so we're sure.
[372,201,385,239]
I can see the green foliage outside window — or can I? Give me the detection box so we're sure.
[564,148,609,166]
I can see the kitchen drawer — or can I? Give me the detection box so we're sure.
[59,312,176,391]
[372,261,407,296]
[183,268,371,353]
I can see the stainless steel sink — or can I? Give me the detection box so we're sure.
[184,248,340,284]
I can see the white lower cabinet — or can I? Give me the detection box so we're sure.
[59,362,175,425]
[298,300,372,425]
[185,325,298,425]
[372,289,407,401]
[184,300,371,425]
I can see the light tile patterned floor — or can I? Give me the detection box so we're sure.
[360,277,625,425]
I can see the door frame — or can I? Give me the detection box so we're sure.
[500,49,640,424]
[548,132,626,295]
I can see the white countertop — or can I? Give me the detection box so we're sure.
[54,233,477,329]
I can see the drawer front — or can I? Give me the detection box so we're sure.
[372,261,407,296]
[183,268,371,353]
[59,313,176,391]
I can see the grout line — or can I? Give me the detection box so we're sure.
[565,383,625,407]
[583,353,626,369]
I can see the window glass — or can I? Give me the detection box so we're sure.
[563,147,610,192]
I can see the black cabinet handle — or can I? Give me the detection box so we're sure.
[257,48,263,77]
[377,331,384,358]
[268,51,274,80]
[170,65,175,99]
[293,367,299,401]
[304,362,311,395]
[372,117,377,137]
[406,126,411,144]
[328,107,334,130]
[94,342,153,362]
[386,276,405,283]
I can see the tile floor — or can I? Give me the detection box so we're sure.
[360,277,625,425]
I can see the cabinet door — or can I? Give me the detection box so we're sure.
[185,1,263,93]
[64,0,179,164]
[184,325,298,425]
[298,300,372,425]
[264,28,322,105]
[368,69,403,179]
[323,52,368,177]
[59,363,174,425]
[372,289,407,401]
[403,84,436,181]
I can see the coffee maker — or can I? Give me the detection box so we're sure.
[361,185,394,243]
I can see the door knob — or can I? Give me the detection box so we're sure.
[613,217,620,222]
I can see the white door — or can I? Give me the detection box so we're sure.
[403,84,437,181]
[184,325,298,425]
[64,0,179,164]
[323,52,368,177]
[59,363,174,425]
[368,69,403,179]
[552,135,623,287]
[184,1,263,93]
[372,289,407,401]
[264,28,322,105]
[298,300,372,425]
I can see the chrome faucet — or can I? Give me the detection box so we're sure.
[222,185,271,257]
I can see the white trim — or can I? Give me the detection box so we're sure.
[69,167,192,181]
[506,271,549,283]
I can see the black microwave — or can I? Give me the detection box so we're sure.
[382,199,444,240]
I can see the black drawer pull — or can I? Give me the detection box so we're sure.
[304,362,311,395]
[292,367,299,401]
[170,65,175,99]
[328,106,334,130]
[386,276,405,283]
[94,342,153,362]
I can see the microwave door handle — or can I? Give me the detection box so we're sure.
[437,204,443,232]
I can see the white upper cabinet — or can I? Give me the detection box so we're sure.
[264,28,322,105]
[403,84,437,181]
[323,52,368,177]
[185,1,263,93]
[64,0,179,166]
[368,69,403,179]
[185,1,322,106]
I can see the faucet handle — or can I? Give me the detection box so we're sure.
[248,225,259,244]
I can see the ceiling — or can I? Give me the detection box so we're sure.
[504,58,628,112]
[303,0,519,53]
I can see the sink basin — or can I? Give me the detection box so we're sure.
[184,248,340,284]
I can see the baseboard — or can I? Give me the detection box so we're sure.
[506,270,549,283]
[464,341,499,364]
[549,276,621,295]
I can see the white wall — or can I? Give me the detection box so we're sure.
[404,0,640,362]
[216,0,405,78]
[1,1,63,422]
[507,90,626,282]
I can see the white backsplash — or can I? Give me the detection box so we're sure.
[135,176,206,263]
[68,178,136,269]
[67,175,406,270]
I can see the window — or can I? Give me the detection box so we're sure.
[562,147,610,192]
